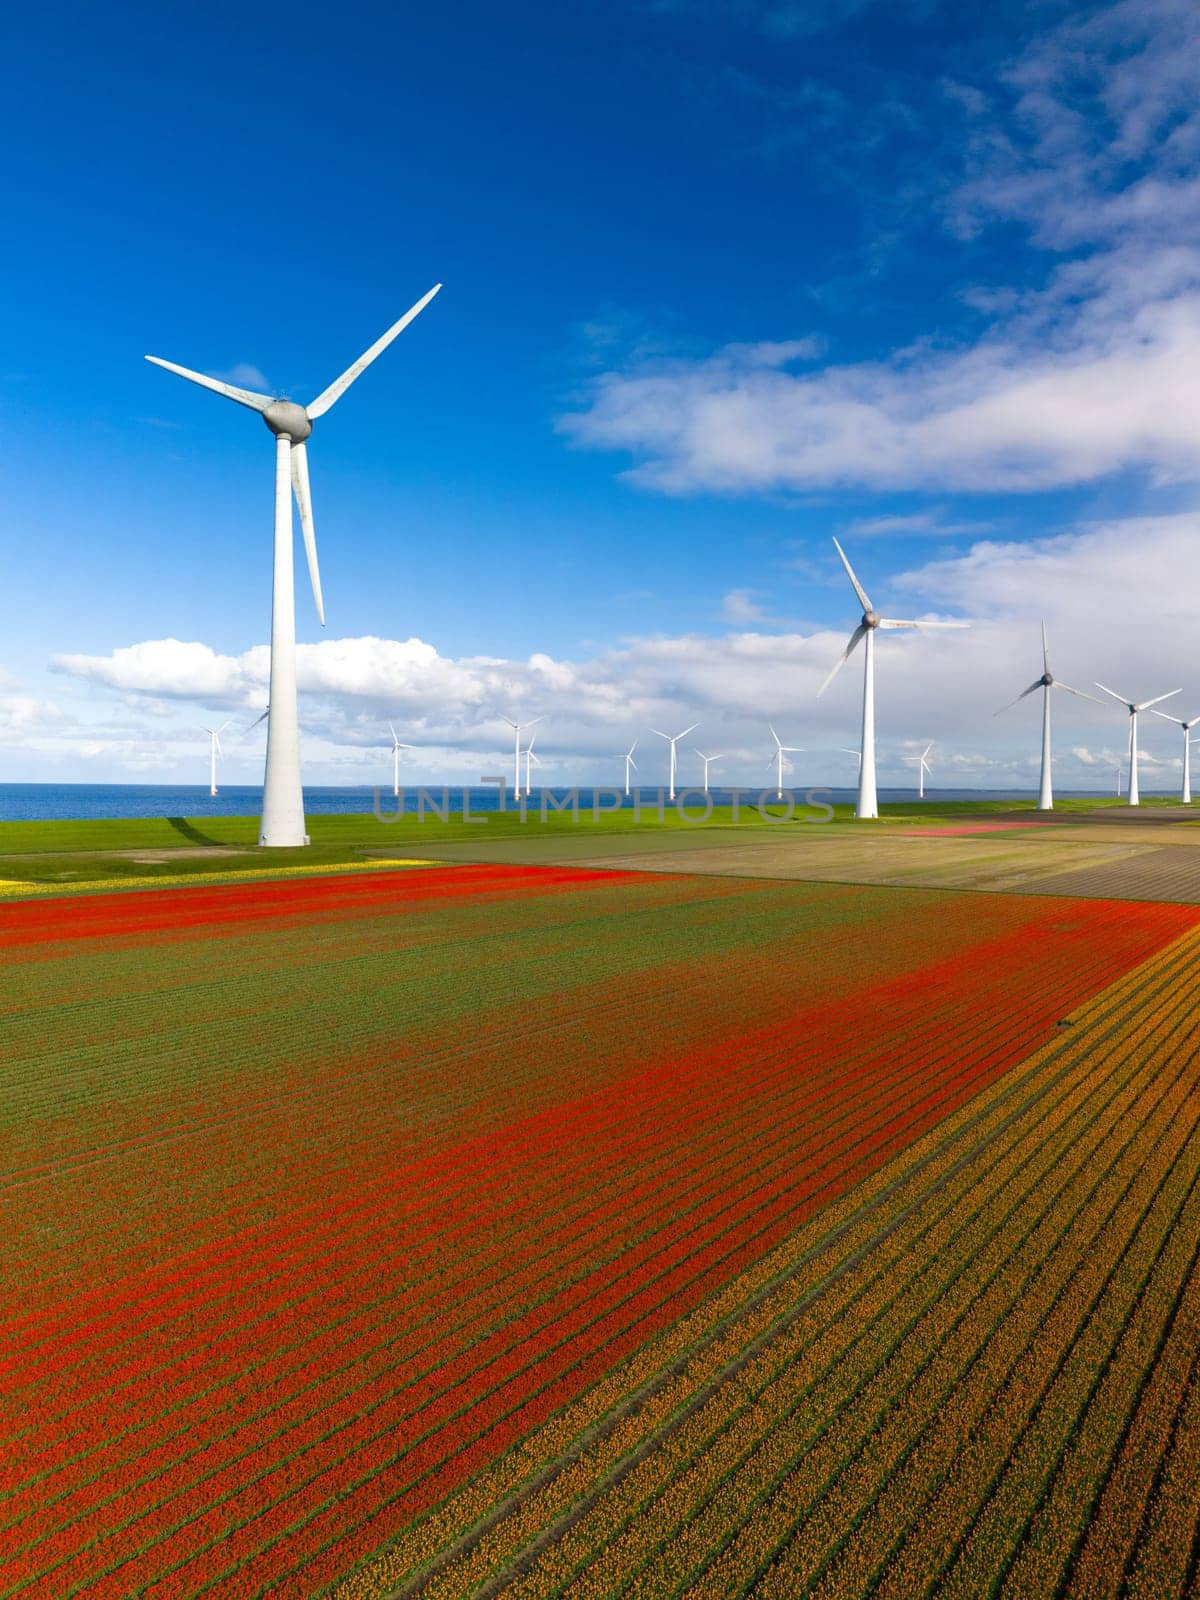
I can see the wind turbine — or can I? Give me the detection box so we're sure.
[623,739,638,797]
[522,732,541,796]
[694,749,723,793]
[502,715,542,799]
[916,743,933,801]
[204,720,230,797]
[994,621,1099,811]
[818,538,967,819]
[1150,707,1200,804]
[387,724,414,797]
[1094,682,1180,806]
[650,723,697,801]
[147,283,442,846]
[768,727,803,801]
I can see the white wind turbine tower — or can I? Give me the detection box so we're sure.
[522,732,542,796]
[994,621,1098,811]
[204,720,230,797]
[819,538,967,820]
[650,723,697,801]
[1094,682,1180,806]
[623,739,639,797]
[1150,707,1200,804]
[916,743,933,801]
[503,715,542,799]
[147,284,442,846]
[388,724,414,797]
[694,748,723,793]
[768,727,803,800]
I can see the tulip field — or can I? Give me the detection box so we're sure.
[3,861,1200,1598]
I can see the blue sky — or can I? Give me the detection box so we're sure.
[2,0,1199,790]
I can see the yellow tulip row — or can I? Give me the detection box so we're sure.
[0,857,434,899]
[333,925,1200,1600]
[507,933,1198,1600]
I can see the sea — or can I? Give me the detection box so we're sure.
[0,783,1148,823]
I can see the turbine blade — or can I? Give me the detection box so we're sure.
[650,729,670,740]
[677,723,698,739]
[306,284,442,419]
[628,755,638,770]
[144,355,273,413]
[1041,618,1050,676]
[1149,708,1184,725]
[878,617,969,630]
[1094,682,1132,707]
[388,722,397,742]
[290,442,324,625]
[768,724,782,748]
[831,537,872,612]
[817,623,867,696]
[1138,688,1183,711]
[1053,681,1102,705]
[993,681,1043,716]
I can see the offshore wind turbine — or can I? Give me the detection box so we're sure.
[623,739,638,797]
[818,538,967,820]
[1094,682,1180,806]
[1150,707,1200,803]
[994,621,1098,811]
[768,727,803,800]
[387,724,414,797]
[204,720,230,797]
[694,749,723,793]
[147,283,442,846]
[502,715,542,799]
[650,723,697,801]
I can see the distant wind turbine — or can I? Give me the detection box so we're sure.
[146,283,442,846]
[204,721,230,797]
[1094,682,1180,806]
[522,732,541,796]
[623,739,638,797]
[768,726,803,801]
[694,749,723,793]
[502,715,542,799]
[1150,707,1200,804]
[387,724,414,797]
[917,743,933,801]
[994,621,1099,811]
[650,723,697,801]
[818,538,967,819]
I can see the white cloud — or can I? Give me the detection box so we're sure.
[39,511,1199,791]
[216,362,271,392]
[721,588,769,623]
[560,2,1200,497]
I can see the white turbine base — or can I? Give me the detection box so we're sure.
[259,435,310,847]
[1037,683,1053,810]
[856,629,879,819]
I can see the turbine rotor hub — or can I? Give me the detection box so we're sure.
[1042,672,1053,686]
[863,609,880,628]
[262,400,313,443]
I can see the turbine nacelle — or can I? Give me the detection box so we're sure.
[862,609,880,629]
[262,400,313,442]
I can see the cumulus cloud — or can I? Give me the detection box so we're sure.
[42,511,1200,790]
[560,1,1200,496]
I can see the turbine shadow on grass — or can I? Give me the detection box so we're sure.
[165,817,222,847]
